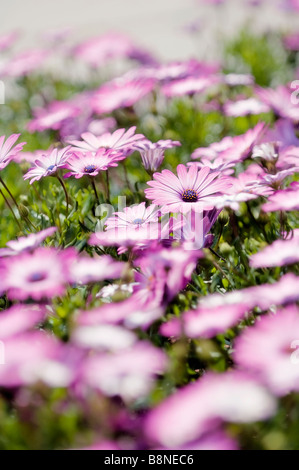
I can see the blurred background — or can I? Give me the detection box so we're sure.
[1,0,298,60]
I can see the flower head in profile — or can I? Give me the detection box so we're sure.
[0,247,75,301]
[64,148,125,179]
[24,147,71,183]
[0,227,57,257]
[0,134,26,170]
[68,126,145,156]
[145,164,231,213]
[134,139,181,172]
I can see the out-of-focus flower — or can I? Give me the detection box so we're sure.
[223,98,270,117]
[222,73,254,86]
[23,147,71,183]
[262,182,299,212]
[160,303,248,339]
[0,331,62,387]
[73,32,155,68]
[0,31,19,52]
[0,305,46,340]
[0,247,75,301]
[72,324,136,351]
[0,134,26,170]
[199,273,299,311]
[28,101,82,133]
[64,148,125,179]
[161,75,219,97]
[1,49,49,78]
[69,255,125,284]
[234,306,299,396]
[91,77,156,114]
[145,164,231,213]
[0,227,57,257]
[80,341,167,402]
[145,371,276,447]
[250,237,299,268]
[257,85,299,122]
[191,123,266,163]
[77,295,164,330]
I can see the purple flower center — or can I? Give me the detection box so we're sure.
[28,272,47,283]
[133,218,144,225]
[182,189,198,202]
[47,165,56,172]
[84,165,97,174]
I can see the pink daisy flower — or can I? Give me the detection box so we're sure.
[161,75,219,97]
[0,31,19,52]
[222,73,254,86]
[199,273,299,312]
[1,49,49,78]
[134,139,181,172]
[0,227,57,257]
[223,98,270,117]
[77,295,163,331]
[0,247,75,301]
[0,305,46,340]
[145,371,276,448]
[28,101,81,133]
[250,237,299,268]
[262,182,299,212]
[23,147,71,183]
[0,134,26,170]
[91,77,156,115]
[0,331,61,388]
[68,126,145,155]
[256,85,299,122]
[234,306,299,396]
[64,148,125,179]
[69,255,125,284]
[160,303,248,339]
[145,164,231,213]
[80,341,167,402]
[73,32,146,68]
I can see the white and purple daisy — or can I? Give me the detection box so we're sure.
[0,247,75,301]
[23,147,71,183]
[64,148,125,179]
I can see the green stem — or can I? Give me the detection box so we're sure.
[0,176,19,209]
[57,176,69,215]
[91,178,99,205]
[105,169,110,202]
[0,189,22,230]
